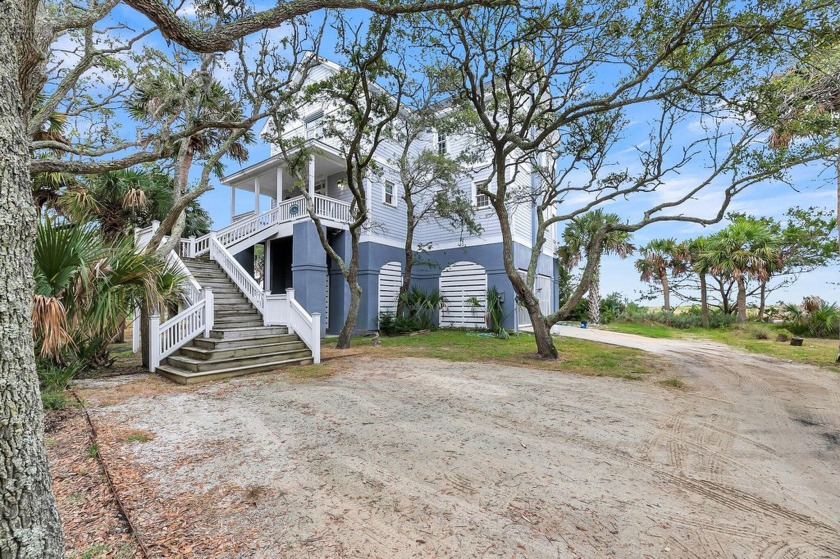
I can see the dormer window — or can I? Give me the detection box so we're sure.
[437,132,447,155]
[304,110,324,140]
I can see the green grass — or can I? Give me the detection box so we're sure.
[659,378,686,389]
[124,431,152,443]
[74,543,108,559]
[608,322,840,369]
[86,444,99,458]
[72,543,136,559]
[606,322,677,339]
[41,389,70,410]
[356,330,663,379]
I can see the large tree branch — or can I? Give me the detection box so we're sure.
[124,0,504,53]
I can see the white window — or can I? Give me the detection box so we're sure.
[383,181,396,206]
[315,180,327,195]
[437,132,447,155]
[475,182,490,209]
[304,111,324,140]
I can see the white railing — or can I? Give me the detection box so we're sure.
[149,288,214,371]
[209,234,266,313]
[134,222,158,249]
[313,194,352,223]
[286,288,320,364]
[275,196,307,222]
[264,293,289,327]
[166,251,203,305]
[188,195,352,257]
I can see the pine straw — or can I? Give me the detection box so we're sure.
[89,415,264,557]
[45,407,138,558]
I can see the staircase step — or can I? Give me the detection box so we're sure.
[179,340,307,361]
[193,332,298,349]
[203,288,245,295]
[193,279,238,287]
[211,296,252,305]
[214,320,265,329]
[156,356,315,385]
[215,308,259,317]
[165,348,313,372]
[209,326,289,340]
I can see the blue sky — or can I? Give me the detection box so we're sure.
[86,4,840,306]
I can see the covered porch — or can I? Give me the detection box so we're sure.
[221,143,353,225]
[211,144,355,337]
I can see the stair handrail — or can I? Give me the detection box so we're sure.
[165,250,203,305]
[149,288,214,371]
[132,221,203,306]
[286,288,320,364]
[188,205,281,257]
[208,234,266,313]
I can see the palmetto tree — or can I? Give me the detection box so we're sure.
[127,66,251,252]
[57,169,157,241]
[32,218,184,365]
[55,168,212,241]
[635,238,686,313]
[685,237,713,328]
[559,210,633,325]
[702,219,782,324]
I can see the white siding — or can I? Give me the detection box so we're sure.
[378,261,402,316]
[439,262,487,328]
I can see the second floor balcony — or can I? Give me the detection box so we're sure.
[221,141,353,229]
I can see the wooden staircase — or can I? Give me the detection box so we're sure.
[155,258,313,384]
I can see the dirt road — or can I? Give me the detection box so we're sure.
[77,331,840,558]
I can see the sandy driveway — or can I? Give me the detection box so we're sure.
[77,331,840,558]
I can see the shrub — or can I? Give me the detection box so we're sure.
[599,292,627,324]
[778,296,840,338]
[616,307,735,330]
[37,360,81,410]
[744,324,774,340]
[41,390,70,410]
[562,297,588,321]
[379,312,429,336]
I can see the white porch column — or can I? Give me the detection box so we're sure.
[308,156,315,198]
[254,177,261,214]
[230,185,236,221]
[276,167,284,203]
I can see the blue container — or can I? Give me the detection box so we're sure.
[581,321,588,329]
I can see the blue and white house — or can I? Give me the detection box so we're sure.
[138,57,561,382]
[217,57,561,336]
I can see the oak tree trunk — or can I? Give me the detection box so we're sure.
[335,232,362,349]
[396,199,415,318]
[1,5,64,554]
[491,153,557,359]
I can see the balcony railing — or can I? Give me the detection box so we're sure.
[182,194,352,257]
